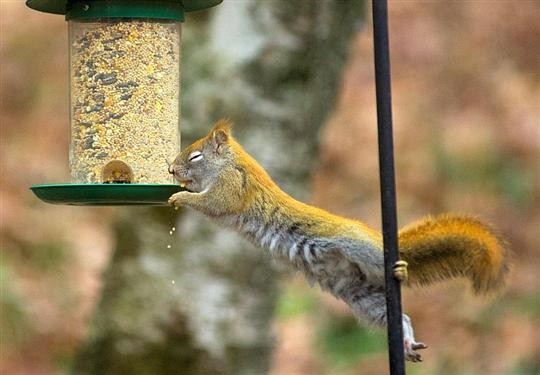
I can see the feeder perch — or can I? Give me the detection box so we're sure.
[27,0,222,205]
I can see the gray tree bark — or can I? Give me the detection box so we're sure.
[73,1,364,374]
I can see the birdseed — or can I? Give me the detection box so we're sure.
[69,20,181,183]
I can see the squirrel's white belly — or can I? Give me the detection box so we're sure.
[220,214,364,293]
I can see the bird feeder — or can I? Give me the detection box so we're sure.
[27,0,221,205]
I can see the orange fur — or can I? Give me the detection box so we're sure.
[228,134,382,245]
[228,124,509,293]
[399,214,509,294]
[175,120,510,295]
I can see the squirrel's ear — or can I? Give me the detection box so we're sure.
[210,119,232,152]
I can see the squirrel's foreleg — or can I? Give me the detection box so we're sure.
[393,260,409,282]
[168,190,207,210]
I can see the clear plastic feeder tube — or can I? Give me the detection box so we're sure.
[69,19,181,184]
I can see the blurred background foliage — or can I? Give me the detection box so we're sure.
[1,1,539,375]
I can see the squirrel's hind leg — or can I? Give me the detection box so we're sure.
[347,290,427,362]
[402,314,428,362]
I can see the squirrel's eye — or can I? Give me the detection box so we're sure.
[188,151,203,162]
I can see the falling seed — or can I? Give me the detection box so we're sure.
[169,230,173,235]
[171,280,175,284]
[167,244,171,249]
[172,227,176,232]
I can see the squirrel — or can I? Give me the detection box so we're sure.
[168,119,509,362]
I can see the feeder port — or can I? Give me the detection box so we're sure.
[101,159,134,183]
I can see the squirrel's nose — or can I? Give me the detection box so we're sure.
[168,165,175,174]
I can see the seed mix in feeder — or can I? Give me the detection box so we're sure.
[70,20,180,183]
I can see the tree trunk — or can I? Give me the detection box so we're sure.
[73,1,364,374]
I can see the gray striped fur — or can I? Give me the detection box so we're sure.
[217,211,417,351]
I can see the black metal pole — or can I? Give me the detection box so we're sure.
[372,1,406,374]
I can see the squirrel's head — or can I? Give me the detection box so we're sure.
[169,120,233,193]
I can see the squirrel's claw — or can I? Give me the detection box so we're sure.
[412,342,428,350]
[393,260,408,282]
[404,339,428,362]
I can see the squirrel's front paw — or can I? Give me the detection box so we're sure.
[393,260,408,282]
[168,191,189,207]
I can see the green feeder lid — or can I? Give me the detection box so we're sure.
[26,0,222,20]
[31,183,183,206]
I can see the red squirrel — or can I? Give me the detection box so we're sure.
[168,120,509,362]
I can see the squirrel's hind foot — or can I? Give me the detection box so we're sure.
[404,339,428,362]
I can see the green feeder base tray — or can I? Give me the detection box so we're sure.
[31,183,183,206]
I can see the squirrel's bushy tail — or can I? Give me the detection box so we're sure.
[399,214,509,294]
